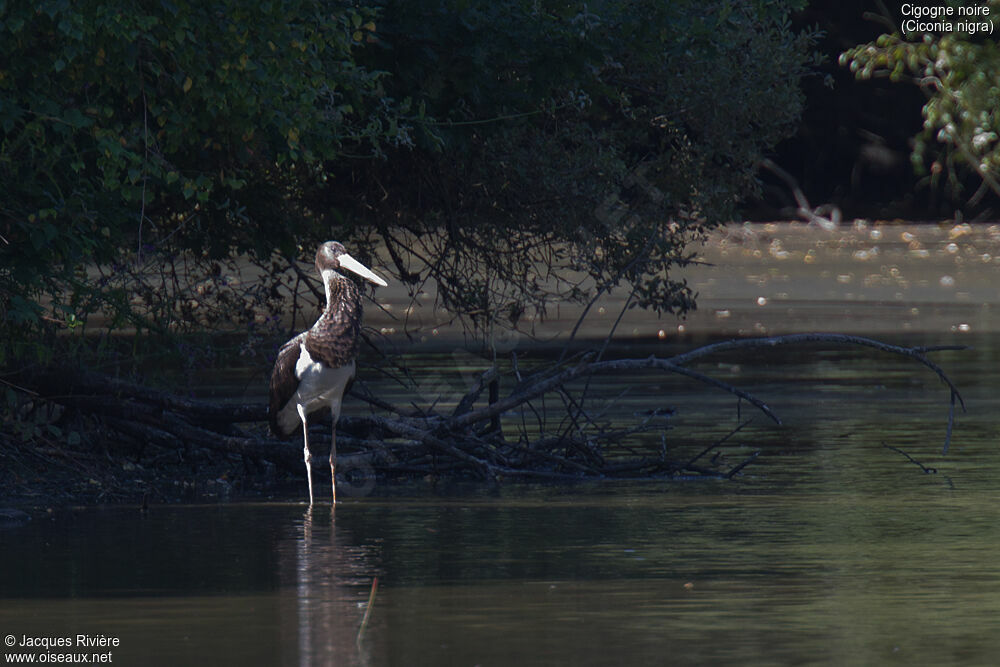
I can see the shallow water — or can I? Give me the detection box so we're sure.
[4,222,1000,665]
[4,481,1000,665]
[3,336,999,665]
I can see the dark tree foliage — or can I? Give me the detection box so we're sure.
[341,0,819,330]
[0,0,395,350]
[0,0,817,358]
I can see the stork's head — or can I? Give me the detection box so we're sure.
[315,241,388,287]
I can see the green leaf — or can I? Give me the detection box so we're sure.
[63,107,93,128]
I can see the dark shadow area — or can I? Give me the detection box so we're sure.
[748,0,996,221]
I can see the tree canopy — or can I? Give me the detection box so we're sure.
[1,0,817,357]
[1,0,394,335]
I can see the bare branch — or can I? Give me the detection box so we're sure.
[8,332,965,490]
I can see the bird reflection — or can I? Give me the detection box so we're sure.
[278,506,380,666]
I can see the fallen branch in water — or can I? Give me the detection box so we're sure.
[4,333,966,498]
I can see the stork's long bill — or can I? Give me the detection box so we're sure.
[336,252,388,287]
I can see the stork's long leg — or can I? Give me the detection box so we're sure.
[330,421,337,505]
[297,404,314,506]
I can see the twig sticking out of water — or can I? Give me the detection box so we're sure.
[726,451,760,480]
[944,391,956,455]
[357,576,379,646]
[883,444,937,474]
[684,419,754,470]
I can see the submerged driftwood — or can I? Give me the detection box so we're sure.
[8,333,966,494]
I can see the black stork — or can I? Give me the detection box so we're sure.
[268,241,388,505]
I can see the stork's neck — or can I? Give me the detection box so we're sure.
[302,268,363,369]
[319,268,361,322]
[321,268,338,308]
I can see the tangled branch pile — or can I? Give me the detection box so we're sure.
[3,334,964,503]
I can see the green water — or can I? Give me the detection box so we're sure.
[1,332,998,666]
[2,485,999,666]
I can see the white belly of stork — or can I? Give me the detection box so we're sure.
[275,343,356,434]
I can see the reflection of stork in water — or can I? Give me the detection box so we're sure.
[287,507,379,665]
[268,241,387,505]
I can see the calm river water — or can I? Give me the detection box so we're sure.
[3,222,1000,665]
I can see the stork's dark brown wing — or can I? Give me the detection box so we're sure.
[268,333,304,437]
